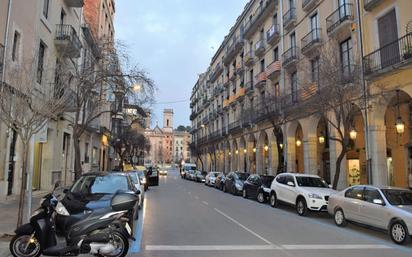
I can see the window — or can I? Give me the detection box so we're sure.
[291,72,298,102]
[274,83,280,97]
[12,31,20,62]
[84,143,90,163]
[43,0,50,18]
[285,175,295,186]
[345,186,364,200]
[290,32,296,48]
[276,175,286,184]
[37,42,46,84]
[92,147,99,165]
[363,188,383,203]
[260,59,265,73]
[273,47,279,62]
[310,57,320,83]
[340,37,353,78]
[310,13,319,31]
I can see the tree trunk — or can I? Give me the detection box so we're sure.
[332,147,346,190]
[73,137,82,180]
[197,155,204,172]
[17,142,29,228]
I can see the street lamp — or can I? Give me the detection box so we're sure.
[235,150,239,155]
[253,147,256,153]
[318,133,325,144]
[349,128,357,140]
[201,124,205,128]
[396,117,405,134]
[243,149,247,154]
[296,139,302,147]
[264,145,269,151]
[279,143,283,149]
[133,84,142,92]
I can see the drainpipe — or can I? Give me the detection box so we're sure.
[355,0,371,184]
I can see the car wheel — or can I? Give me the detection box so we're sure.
[270,192,278,208]
[296,198,308,216]
[242,188,247,198]
[257,191,265,203]
[390,221,409,244]
[334,208,347,227]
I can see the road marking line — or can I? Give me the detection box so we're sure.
[214,208,273,245]
[145,244,391,251]
[194,196,199,200]
[202,201,209,205]
[146,245,280,251]
[282,244,392,250]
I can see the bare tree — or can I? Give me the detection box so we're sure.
[298,39,363,189]
[189,143,204,171]
[0,60,70,227]
[56,41,156,179]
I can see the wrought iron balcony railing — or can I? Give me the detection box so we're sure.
[326,3,354,35]
[55,24,82,58]
[301,28,322,54]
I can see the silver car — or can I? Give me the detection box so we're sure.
[328,185,412,244]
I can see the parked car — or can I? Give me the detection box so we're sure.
[194,170,206,183]
[181,163,197,179]
[205,171,219,186]
[269,173,336,216]
[185,170,196,181]
[60,172,140,232]
[223,171,250,195]
[328,185,412,244]
[215,172,226,190]
[127,171,145,209]
[243,174,275,203]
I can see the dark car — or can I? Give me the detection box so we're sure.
[59,172,140,232]
[186,170,196,181]
[214,172,226,190]
[223,171,250,195]
[195,171,206,183]
[243,174,275,203]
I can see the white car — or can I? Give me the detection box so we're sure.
[159,169,168,176]
[128,171,145,209]
[205,171,219,186]
[269,173,337,216]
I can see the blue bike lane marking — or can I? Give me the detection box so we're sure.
[129,207,145,253]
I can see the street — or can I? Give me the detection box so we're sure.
[132,167,412,257]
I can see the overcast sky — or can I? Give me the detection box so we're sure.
[115,0,249,128]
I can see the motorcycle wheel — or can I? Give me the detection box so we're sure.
[10,233,41,257]
[97,230,129,257]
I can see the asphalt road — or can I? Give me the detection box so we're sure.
[131,168,412,257]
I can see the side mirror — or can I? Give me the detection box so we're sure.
[373,199,384,205]
[328,184,332,189]
[134,189,141,195]
[287,181,295,187]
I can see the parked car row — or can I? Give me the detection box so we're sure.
[198,171,412,245]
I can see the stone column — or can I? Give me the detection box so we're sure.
[369,124,388,186]
[304,135,318,175]
[256,144,262,174]
[286,136,296,172]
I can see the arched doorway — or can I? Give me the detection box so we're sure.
[239,137,247,172]
[248,135,257,173]
[385,90,411,187]
[346,105,367,186]
[295,124,304,173]
[274,126,285,173]
[317,118,331,183]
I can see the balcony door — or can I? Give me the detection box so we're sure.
[310,13,319,40]
[378,9,399,68]
[338,0,348,18]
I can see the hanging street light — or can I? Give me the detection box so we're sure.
[318,133,325,144]
[243,149,247,154]
[264,145,269,151]
[396,117,405,134]
[253,147,256,153]
[279,143,283,149]
[235,150,239,155]
[296,139,302,147]
[349,128,357,140]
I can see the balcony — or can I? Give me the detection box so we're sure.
[245,51,255,67]
[282,47,299,69]
[302,0,320,12]
[326,3,354,38]
[223,76,230,88]
[64,0,84,7]
[255,39,266,57]
[266,60,281,80]
[190,111,197,121]
[364,0,384,11]
[243,0,277,39]
[254,71,267,89]
[363,32,412,78]
[55,24,82,58]
[223,99,230,109]
[236,62,245,75]
[301,28,322,56]
[228,121,242,134]
[202,115,210,125]
[266,24,280,45]
[224,35,245,65]
[236,87,246,101]
[282,83,319,109]
[283,7,296,31]
[0,44,4,76]
[209,63,223,82]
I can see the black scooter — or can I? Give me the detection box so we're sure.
[9,186,139,257]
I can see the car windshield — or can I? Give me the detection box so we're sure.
[295,176,329,188]
[184,166,197,171]
[71,174,129,195]
[235,172,249,181]
[129,173,139,184]
[382,189,412,206]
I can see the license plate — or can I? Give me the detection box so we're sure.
[125,223,132,235]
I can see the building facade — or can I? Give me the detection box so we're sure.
[0,0,120,199]
[190,0,412,189]
[146,109,191,165]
